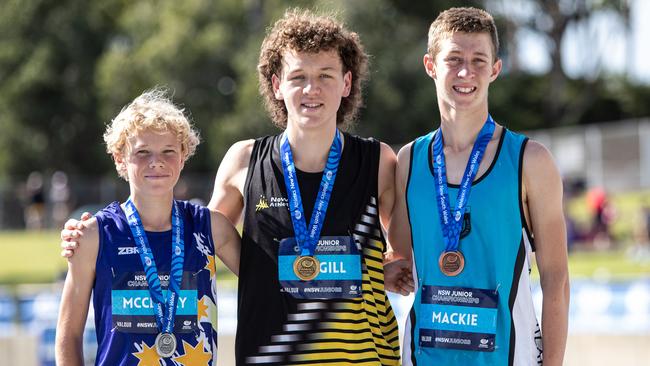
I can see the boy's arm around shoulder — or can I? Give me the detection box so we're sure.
[207,139,254,226]
[210,209,240,276]
[55,217,100,366]
[523,140,569,366]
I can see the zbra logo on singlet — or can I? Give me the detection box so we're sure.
[255,194,288,212]
[117,247,139,255]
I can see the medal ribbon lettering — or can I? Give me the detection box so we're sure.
[124,199,184,337]
[280,131,342,257]
[432,115,495,255]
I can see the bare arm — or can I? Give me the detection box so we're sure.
[384,143,415,295]
[55,218,99,366]
[523,141,569,366]
[210,209,241,276]
[377,142,397,233]
[207,140,254,225]
[387,142,414,261]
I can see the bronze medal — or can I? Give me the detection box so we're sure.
[293,255,320,281]
[155,332,177,358]
[438,251,465,276]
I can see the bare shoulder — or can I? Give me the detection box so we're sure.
[70,217,99,267]
[378,142,397,177]
[379,141,397,161]
[523,139,560,180]
[395,141,414,182]
[224,139,255,168]
[211,139,254,197]
[397,141,413,161]
[77,217,99,243]
[209,140,254,220]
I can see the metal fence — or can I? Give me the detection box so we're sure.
[526,117,650,193]
[1,118,649,229]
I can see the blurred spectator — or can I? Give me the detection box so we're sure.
[586,187,616,249]
[24,172,45,230]
[563,177,586,252]
[48,171,70,228]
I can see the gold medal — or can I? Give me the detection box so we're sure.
[293,256,320,281]
[155,332,177,358]
[438,251,465,276]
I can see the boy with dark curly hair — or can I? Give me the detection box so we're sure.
[207,9,401,364]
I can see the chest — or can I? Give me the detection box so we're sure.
[442,137,500,185]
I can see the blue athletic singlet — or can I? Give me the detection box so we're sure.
[92,201,218,366]
[403,129,543,366]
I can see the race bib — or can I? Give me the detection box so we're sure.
[418,285,498,352]
[111,271,198,333]
[278,236,362,299]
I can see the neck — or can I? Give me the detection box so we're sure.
[125,192,173,232]
[284,123,340,172]
[439,106,489,152]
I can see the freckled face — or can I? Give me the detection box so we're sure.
[272,49,352,131]
[117,130,184,197]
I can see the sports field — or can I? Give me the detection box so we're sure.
[1,230,647,285]
[0,230,648,366]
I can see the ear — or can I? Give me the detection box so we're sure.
[113,152,128,180]
[489,58,503,82]
[271,74,283,100]
[113,152,124,166]
[423,53,436,79]
[341,71,352,97]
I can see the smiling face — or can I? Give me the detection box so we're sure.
[115,129,184,199]
[271,49,352,132]
[424,31,502,116]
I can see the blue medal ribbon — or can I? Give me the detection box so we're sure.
[280,130,342,257]
[123,198,185,334]
[432,115,495,252]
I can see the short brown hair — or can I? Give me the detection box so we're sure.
[427,7,499,62]
[257,9,369,130]
[104,88,200,180]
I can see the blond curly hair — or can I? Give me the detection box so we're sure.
[257,8,369,130]
[103,88,200,180]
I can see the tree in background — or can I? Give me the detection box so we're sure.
[0,0,649,182]
[484,0,650,128]
[0,0,118,177]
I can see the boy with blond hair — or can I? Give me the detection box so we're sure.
[55,88,239,365]
[388,7,569,366]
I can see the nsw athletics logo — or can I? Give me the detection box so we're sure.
[256,194,289,212]
[255,195,270,211]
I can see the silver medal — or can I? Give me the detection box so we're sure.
[155,332,177,358]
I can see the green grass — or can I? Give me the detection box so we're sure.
[0,230,67,285]
[0,230,647,287]
[530,249,650,282]
[0,230,237,286]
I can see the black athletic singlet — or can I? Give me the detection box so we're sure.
[235,133,400,365]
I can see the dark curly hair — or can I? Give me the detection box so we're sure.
[257,9,369,130]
